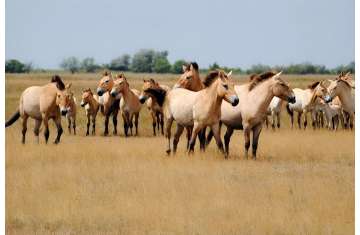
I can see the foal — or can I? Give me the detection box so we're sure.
[110,74,142,136]
[81,88,100,135]
[59,84,77,135]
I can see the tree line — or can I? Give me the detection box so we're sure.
[5,49,355,75]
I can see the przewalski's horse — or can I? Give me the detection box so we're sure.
[81,88,100,135]
[5,75,70,144]
[96,71,120,136]
[265,96,284,129]
[286,81,327,129]
[60,84,77,135]
[164,70,239,157]
[110,74,142,136]
[325,73,355,129]
[139,79,170,135]
[215,71,295,159]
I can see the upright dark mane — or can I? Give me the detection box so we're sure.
[183,62,199,71]
[144,87,167,106]
[50,75,65,90]
[203,71,220,87]
[307,81,320,90]
[248,71,276,91]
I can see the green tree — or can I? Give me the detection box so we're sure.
[81,57,99,72]
[209,62,220,70]
[246,64,271,74]
[60,57,80,74]
[172,59,187,74]
[5,59,32,73]
[153,57,171,73]
[109,54,131,71]
[131,49,156,72]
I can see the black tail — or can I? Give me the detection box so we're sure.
[286,103,293,116]
[5,110,20,127]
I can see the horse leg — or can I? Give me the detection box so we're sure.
[198,127,207,152]
[265,115,269,129]
[289,111,294,129]
[173,124,184,154]
[43,116,50,144]
[128,114,134,136]
[134,113,139,136]
[276,112,281,129]
[156,112,160,132]
[21,114,29,144]
[151,111,156,136]
[72,116,76,135]
[206,129,214,147]
[53,116,63,144]
[350,114,354,130]
[297,112,302,129]
[186,126,192,150]
[165,117,174,155]
[311,111,316,130]
[211,123,225,156]
[303,112,308,130]
[188,122,203,154]
[251,123,262,159]
[160,113,164,135]
[224,127,234,158]
[243,127,251,159]
[92,115,96,135]
[33,118,42,144]
[112,110,118,135]
[86,115,90,136]
[122,112,129,137]
[67,115,71,134]
[104,115,109,136]
[271,111,276,130]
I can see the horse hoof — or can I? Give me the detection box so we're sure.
[166,150,171,155]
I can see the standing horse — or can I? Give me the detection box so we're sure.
[62,84,77,135]
[214,71,295,159]
[139,79,170,135]
[5,75,70,144]
[163,70,239,157]
[265,97,283,129]
[81,88,100,135]
[96,71,120,136]
[110,74,142,136]
[325,73,355,129]
[286,81,327,129]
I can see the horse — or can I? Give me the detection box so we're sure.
[317,99,342,130]
[62,85,77,135]
[110,74,142,136]
[213,71,295,159]
[286,81,328,129]
[139,79,170,135]
[80,88,100,135]
[265,97,283,129]
[325,73,355,129]
[96,71,120,136]
[5,75,70,144]
[163,70,239,157]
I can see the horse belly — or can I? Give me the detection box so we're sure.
[21,93,42,119]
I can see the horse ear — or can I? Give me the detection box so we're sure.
[182,65,188,73]
[227,70,233,78]
[272,71,283,80]
[66,83,72,89]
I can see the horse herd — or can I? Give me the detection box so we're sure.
[5,63,355,159]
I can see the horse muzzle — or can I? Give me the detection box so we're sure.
[97,88,105,96]
[110,90,118,97]
[60,109,68,116]
[324,95,332,103]
[229,96,239,107]
[139,95,147,104]
[287,96,296,104]
[80,101,86,107]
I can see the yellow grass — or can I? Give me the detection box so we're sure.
[5,73,354,235]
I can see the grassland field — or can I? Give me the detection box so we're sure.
[5,73,354,235]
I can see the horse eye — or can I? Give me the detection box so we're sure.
[223,84,228,89]
[105,80,109,83]
[186,76,192,80]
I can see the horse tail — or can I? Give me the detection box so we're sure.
[5,110,20,127]
[286,103,293,116]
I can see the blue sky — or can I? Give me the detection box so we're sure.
[6,0,354,69]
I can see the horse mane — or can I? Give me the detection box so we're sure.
[184,62,199,71]
[248,71,276,91]
[307,81,320,90]
[144,87,167,106]
[50,75,65,90]
[103,70,111,76]
[203,70,221,87]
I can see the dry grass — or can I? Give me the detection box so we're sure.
[5,73,354,235]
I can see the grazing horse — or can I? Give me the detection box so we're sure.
[265,97,284,129]
[286,81,327,129]
[5,75,70,144]
[214,71,295,159]
[96,71,120,136]
[139,79,170,135]
[81,88,100,135]
[325,73,355,129]
[110,74,142,136]
[163,70,239,157]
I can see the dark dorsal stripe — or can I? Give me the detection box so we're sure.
[203,70,220,87]
[307,81,320,90]
[51,75,65,90]
[248,71,276,91]
[145,87,167,106]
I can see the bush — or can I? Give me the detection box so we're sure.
[171,60,187,74]
[60,57,80,74]
[81,57,100,72]
[153,57,171,73]
[109,54,131,71]
[5,59,32,73]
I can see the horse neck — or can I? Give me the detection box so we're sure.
[202,81,223,111]
[88,95,98,110]
[191,74,204,91]
[250,79,276,113]
[336,86,353,111]
[120,85,133,102]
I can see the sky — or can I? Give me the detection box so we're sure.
[6,0,354,69]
